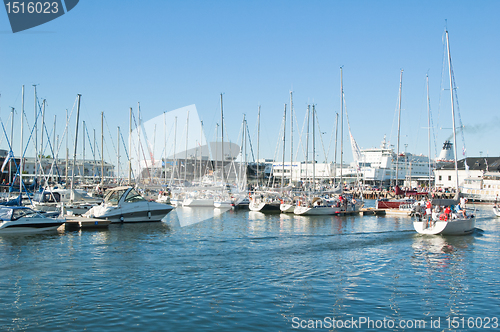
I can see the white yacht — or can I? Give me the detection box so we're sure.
[83,186,173,223]
[0,206,65,234]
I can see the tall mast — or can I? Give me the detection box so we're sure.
[65,109,68,186]
[395,69,403,188]
[256,105,260,188]
[312,104,316,191]
[33,85,37,185]
[446,30,460,192]
[40,99,45,186]
[53,115,56,160]
[199,121,203,181]
[9,107,14,184]
[184,110,189,181]
[340,67,344,193]
[117,126,120,184]
[172,116,177,184]
[128,107,132,184]
[101,111,104,185]
[137,103,141,183]
[20,86,24,194]
[164,112,167,184]
[426,74,432,189]
[333,112,339,185]
[70,94,81,197]
[82,120,85,182]
[290,91,293,185]
[93,129,96,184]
[282,104,286,188]
[306,105,310,187]
[220,93,224,183]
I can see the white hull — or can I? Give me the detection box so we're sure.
[413,217,475,235]
[294,205,338,215]
[249,201,281,213]
[493,206,500,217]
[214,201,233,208]
[280,203,295,213]
[182,198,214,207]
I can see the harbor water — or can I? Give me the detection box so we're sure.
[1,201,499,331]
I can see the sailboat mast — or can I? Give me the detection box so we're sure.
[65,109,68,186]
[101,111,104,185]
[306,105,310,187]
[33,85,37,186]
[395,69,403,188]
[184,110,189,182]
[220,94,224,184]
[312,104,316,191]
[128,107,132,184]
[446,30,460,191]
[172,116,177,184]
[9,107,14,184]
[340,67,344,193]
[257,105,260,188]
[199,121,203,181]
[290,91,293,185]
[117,126,120,184]
[82,120,85,183]
[40,99,45,185]
[282,104,286,188]
[70,94,81,195]
[93,129,96,184]
[333,112,338,185]
[164,112,167,184]
[426,74,432,189]
[20,85,24,194]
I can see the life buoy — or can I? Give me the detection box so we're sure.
[439,214,448,221]
[352,199,357,204]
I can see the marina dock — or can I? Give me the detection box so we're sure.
[64,216,111,230]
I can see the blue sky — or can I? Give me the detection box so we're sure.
[1,0,499,170]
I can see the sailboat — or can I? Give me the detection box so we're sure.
[414,29,475,235]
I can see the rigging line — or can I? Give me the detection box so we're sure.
[0,120,32,201]
[313,106,328,164]
[119,130,134,179]
[294,106,308,162]
[450,60,467,158]
[268,110,286,188]
[245,120,255,163]
[103,114,118,157]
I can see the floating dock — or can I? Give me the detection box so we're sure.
[64,216,111,230]
[359,208,386,216]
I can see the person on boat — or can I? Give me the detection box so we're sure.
[425,199,432,219]
[444,206,452,220]
[414,203,422,221]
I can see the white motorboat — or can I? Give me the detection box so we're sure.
[0,206,65,234]
[30,187,102,215]
[83,186,173,223]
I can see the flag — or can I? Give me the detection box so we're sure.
[1,152,13,173]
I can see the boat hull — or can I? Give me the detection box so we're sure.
[413,217,475,235]
[182,198,214,207]
[493,207,500,217]
[280,203,295,213]
[249,201,281,213]
[0,219,65,234]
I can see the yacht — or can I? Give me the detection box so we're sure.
[83,186,173,223]
[0,206,65,234]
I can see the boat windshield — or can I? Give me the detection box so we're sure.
[0,208,13,221]
[124,189,146,203]
[104,189,127,205]
[12,208,41,220]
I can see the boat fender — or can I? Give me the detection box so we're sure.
[298,201,301,206]
[120,215,124,222]
[148,211,151,219]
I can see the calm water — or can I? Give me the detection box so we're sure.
[1,201,499,331]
